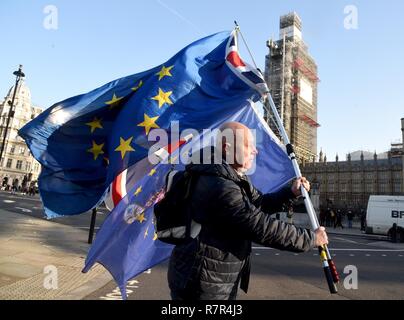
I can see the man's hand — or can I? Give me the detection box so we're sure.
[291,177,310,197]
[314,227,329,247]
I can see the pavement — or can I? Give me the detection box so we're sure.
[326,225,369,236]
[0,208,113,300]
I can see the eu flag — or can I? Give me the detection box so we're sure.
[82,101,296,299]
[20,29,296,298]
[19,30,265,218]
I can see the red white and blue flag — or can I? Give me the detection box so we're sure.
[104,134,193,210]
[225,30,268,95]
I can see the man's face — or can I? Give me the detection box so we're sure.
[229,128,257,172]
[240,129,258,171]
[219,123,258,173]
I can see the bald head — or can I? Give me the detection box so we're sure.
[219,121,250,133]
[217,121,258,173]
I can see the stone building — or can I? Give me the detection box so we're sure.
[302,119,404,211]
[0,73,42,190]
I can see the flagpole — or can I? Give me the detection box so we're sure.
[263,93,339,293]
[234,23,339,294]
[88,208,97,244]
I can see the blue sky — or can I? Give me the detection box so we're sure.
[0,0,403,158]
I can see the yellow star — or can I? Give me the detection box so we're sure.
[134,186,142,196]
[137,114,160,135]
[85,117,103,133]
[87,141,104,160]
[144,227,149,239]
[131,80,143,92]
[151,88,173,108]
[148,168,157,176]
[135,212,146,224]
[105,93,123,109]
[156,65,174,81]
[153,232,158,241]
[114,137,135,159]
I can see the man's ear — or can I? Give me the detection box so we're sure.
[223,142,231,154]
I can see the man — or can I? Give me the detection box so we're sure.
[167,122,328,300]
[388,223,398,243]
[334,209,344,229]
[347,210,354,229]
[360,209,366,231]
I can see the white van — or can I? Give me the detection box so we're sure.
[365,195,404,235]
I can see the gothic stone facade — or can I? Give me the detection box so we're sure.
[302,154,403,211]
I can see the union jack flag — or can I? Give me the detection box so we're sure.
[225,30,268,95]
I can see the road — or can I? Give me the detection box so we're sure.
[0,190,108,232]
[84,234,404,300]
[1,190,403,300]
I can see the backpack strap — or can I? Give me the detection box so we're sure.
[183,172,199,239]
[236,178,254,203]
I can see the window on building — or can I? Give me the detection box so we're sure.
[340,183,346,192]
[16,160,23,170]
[367,172,374,180]
[379,183,388,194]
[378,172,388,182]
[10,145,15,154]
[34,163,40,172]
[19,146,25,155]
[352,194,361,204]
[365,184,374,193]
[353,183,361,193]
[25,162,31,172]
[6,159,12,168]
[393,182,401,193]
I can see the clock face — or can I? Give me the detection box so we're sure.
[299,77,313,105]
[280,26,302,40]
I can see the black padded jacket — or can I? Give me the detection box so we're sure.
[167,159,316,300]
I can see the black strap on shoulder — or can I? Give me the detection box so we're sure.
[235,178,254,203]
[184,172,199,239]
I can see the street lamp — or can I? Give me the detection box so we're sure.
[0,65,25,166]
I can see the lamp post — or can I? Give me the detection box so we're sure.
[0,65,25,167]
[311,180,321,219]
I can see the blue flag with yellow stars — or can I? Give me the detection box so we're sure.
[73,30,296,299]
[19,30,268,218]
[82,101,296,299]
